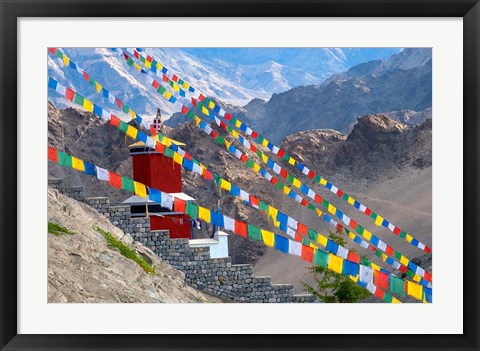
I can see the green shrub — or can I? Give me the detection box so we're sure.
[48,221,75,236]
[93,226,155,274]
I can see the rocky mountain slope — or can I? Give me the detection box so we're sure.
[48,101,431,296]
[48,189,220,303]
[187,48,432,144]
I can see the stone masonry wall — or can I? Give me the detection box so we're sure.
[48,178,316,303]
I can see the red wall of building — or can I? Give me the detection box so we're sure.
[150,215,191,239]
[132,153,182,193]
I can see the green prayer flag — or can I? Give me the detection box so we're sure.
[371,212,378,220]
[122,177,135,192]
[394,251,402,260]
[186,202,198,219]
[375,250,382,258]
[406,269,415,278]
[356,225,364,235]
[259,201,268,213]
[122,104,130,114]
[164,147,174,158]
[178,78,184,85]
[257,135,264,144]
[383,293,393,303]
[287,174,294,183]
[342,193,349,201]
[140,55,145,63]
[89,77,95,87]
[361,257,370,266]
[399,231,407,239]
[314,250,329,268]
[283,153,290,161]
[187,111,195,120]
[302,237,309,246]
[127,57,134,66]
[58,151,72,168]
[307,204,315,211]
[276,182,284,190]
[56,50,63,58]
[389,276,405,296]
[247,224,261,241]
[308,228,318,242]
[118,121,129,133]
[245,159,254,169]
[73,93,84,106]
[157,85,166,94]
[256,150,263,158]
[216,136,225,145]
[313,175,321,182]
[322,199,329,208]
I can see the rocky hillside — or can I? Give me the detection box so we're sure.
[48,188,220,303]
[48,102,432,292]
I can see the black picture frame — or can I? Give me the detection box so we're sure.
[1,1,478,350]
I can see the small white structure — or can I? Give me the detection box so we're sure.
[189,231,229,259]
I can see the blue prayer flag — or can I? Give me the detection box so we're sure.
[48,77,57,90]
[84,161,96,176]
[102,88,109,98]
[300,184,309,195]
[343,260,359,277]
[183,158,193,171]
[137,130,148,143]
[370,235,380,246]
[148,187,162,203]
[230,185,241,197]
[93,104,103,117]
[326,240,339,254]
[274,234,289,253]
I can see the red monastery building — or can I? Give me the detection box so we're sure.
[123,112,194,239]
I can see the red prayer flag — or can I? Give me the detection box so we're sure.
[48,48,56,55]
[146,55,152,62]
[108,171,122,189]
[115,98,122,109]
[110,115,121,127]
[219,121,227,130]
[210,130,219,139]
[123,52,129,60]
[155,143,165,154]
[249,144,257,153]
[347,251,361,264]
[48,147,58,162]
[198,94,205,102]
[153,80,160,89]
[240,154,248,163]
[184,153,192,161]
[365,208,372,216]
[393,226,401,235]
[202,169,214,180]
[314,194,322,203]
[234,220,247,238]
[300,199,308,206]
[385,245,394,256]
[399,265,408,274]
[252,131,259,139]
[174,198,186,213]
[337,189,344,198]
[162,74,169,82]
[350,219,358,230]
[301,245,314,263]
[134,50,139,59]
[279,168,288,179]
[181,105,188,115]
[297,222,308,235]
[224,113,232,121]
[424,271,432,282]
[425,246,431,254]
[374,271,390,290]
[82,71,90,81]
[249,195,259,209]
[270,177,278,185]
[190,98,197,107]
[294,233,303,242]
[374,287,385,299]
[149,125,157,136]
[65,88,75,101]
[172,74,178,82]
[307,170,315,179]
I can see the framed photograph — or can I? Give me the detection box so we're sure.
[1,1,478,350]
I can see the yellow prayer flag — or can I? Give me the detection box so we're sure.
[253,163,261,172]
[220,179,231,191]
[232,130,239,138]
[165,91,172,99]
[183,82,190,90]
[392,297,402,304]
[406,234,413,243]
[288,157,296,165]
[83,99,94,112]
[129,109,136,118]
[319,178,327,186]
[315,209,322,217]
[268,206,278,221]
[173,83,180,92]
[407,281,423,300]
[126,125,138,139]
[134,181,147,198]
[413,274,422,282]
[370,262,381,272]
[349,274,359,283]
[327,203,336,215]
[164,138,172,147]
[195,116,201,126]
[71,157,85,172]
[201,106,209,116]
[173,152,183,165]
[63,55,70,66]
[400,256,409,266]
[328,254,343,274]
[317,234,328,248]
[198,206,211,223]
[235,120,242,128]
[156,63,163,70]
[208,101,215,109]
[382,254,388,262]
[363,229,372,241]
[283,186,290,195]
[261,154,268,163]
[134,63,141,71]
[225,140,231,149]
[348,196,355,205]
[261,230,275,247]
[145,60,152,69]
[292,178,301,188]
[261,139,269,147]
[348,232,356,240]
[375,215,384,226]
[95,82,102,93]
[309,243,318,250]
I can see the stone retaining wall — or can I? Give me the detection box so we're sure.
[48,178,316,303]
